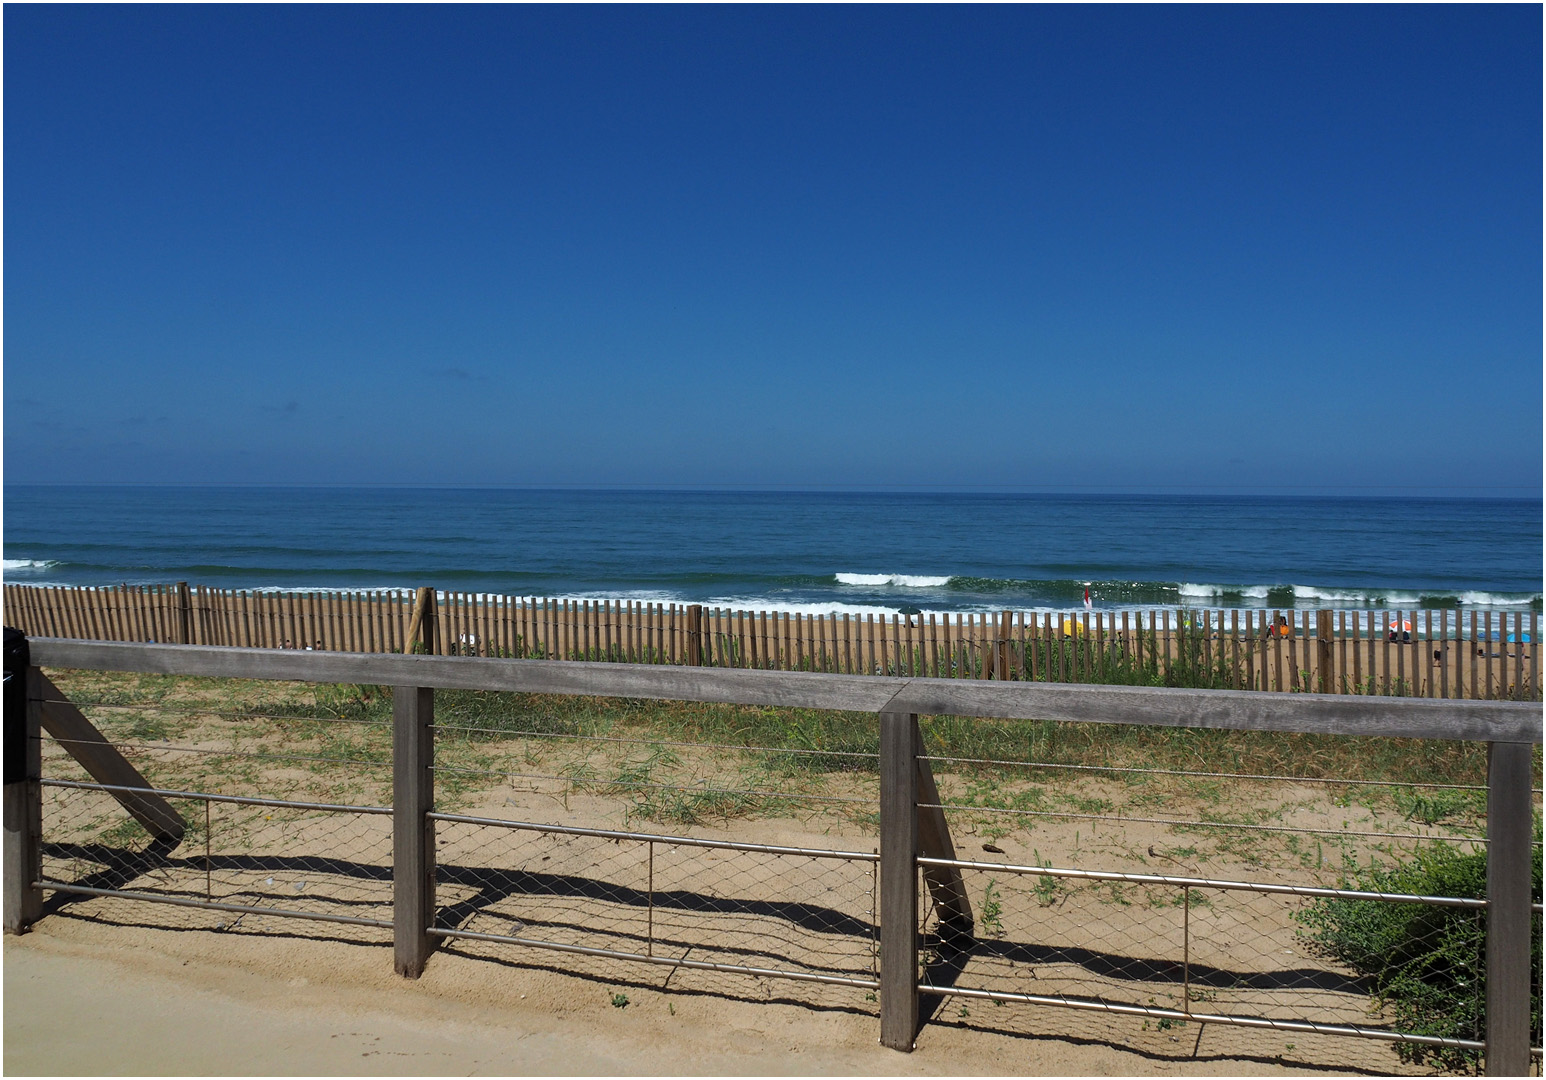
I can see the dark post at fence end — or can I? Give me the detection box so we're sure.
[3,628,42,933]
[176,582,193,646]
[879,710,920,1050]
[1484,740,1533,1076]
[1316,610,1332,695]
[687,605,704,667]
[393,685,436,976]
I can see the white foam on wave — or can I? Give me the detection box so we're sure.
[1291,585,1373,603]
[1458,590,1542,607]
[2,559,59,571]
[1178,583,1274,599]
[835,573,953,588]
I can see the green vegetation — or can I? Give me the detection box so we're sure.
[1295,835,1544,1070]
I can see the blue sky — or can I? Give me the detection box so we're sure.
[5,5,1540,495]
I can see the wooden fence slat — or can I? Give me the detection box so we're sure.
[1372,608,1385,692]
[1531,611,1539,701]
[1469,610,1479,701]
[91,586,109,642]
[1350,609,1363,695]
[63,586,83,640]
[1424,609,1434,698]
[1397,609,1408,695]
[87,586,105,640]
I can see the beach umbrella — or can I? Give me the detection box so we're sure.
[896,604,923,616]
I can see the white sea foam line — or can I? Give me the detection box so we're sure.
[834,572,953,588]
[1177,583,1272,598]
[1,559,59,571]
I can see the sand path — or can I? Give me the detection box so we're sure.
[4,923,1334,1077]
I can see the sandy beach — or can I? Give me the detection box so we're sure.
[6,918,1345,1077]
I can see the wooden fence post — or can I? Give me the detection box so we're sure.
[879,710,919,1051]
[3,631,41,934]
[686,605,704,666]
[176,582,193,645]
[1484,740,1532,1076]
[1316,610,1332,694]
[393,684,435,977]
[403,588,438,656]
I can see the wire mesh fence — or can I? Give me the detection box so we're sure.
[30,672,887,1013]
[910,713,1543,1072]
[21,661,1542,1073]
[430,815,878,1001]
[39,780,393,931]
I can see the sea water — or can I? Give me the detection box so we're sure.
[2,486,1540,616]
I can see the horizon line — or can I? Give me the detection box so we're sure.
[3,480,1540,499]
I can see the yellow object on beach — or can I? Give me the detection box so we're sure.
[1061,618,1087,637]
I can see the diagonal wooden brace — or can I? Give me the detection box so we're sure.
[34,672,185,843]
[914,730,973,945]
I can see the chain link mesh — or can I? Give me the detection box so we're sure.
[433,819,877,1003]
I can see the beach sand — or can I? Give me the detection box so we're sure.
[6,921,1339,1077]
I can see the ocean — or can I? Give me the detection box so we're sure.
[2,486,1540,616]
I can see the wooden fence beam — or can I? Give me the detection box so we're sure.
[26,639,1543,744]
[32,672,185,842]
[393,685,436,978]
[1484,740,1533,1076]
[879,710,919,1051]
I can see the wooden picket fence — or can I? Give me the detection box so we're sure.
[2,583,1539,700]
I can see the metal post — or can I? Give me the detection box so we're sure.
[204,799,212,901]
[1182,886,1191,1015]
[1485,741,1532,1076]
[646,840,654,958]
[3,632,42,934]
[879,710,919,1050]
[393,685,435,977]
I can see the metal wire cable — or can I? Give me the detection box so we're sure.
[45,697,390,727]
[922,801,1512,845]
[920,754,1506,792]
[429,763,872,803]
[41,734,390,772]
[41,778,390,815]
[430,721,878,760]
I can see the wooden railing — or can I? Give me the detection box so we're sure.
[3,583,1539,699]
[5,637,1540,1072]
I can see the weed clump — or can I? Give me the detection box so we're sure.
[1295,835,1543,1070]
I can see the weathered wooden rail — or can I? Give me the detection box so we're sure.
[4,636,1540,1071]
